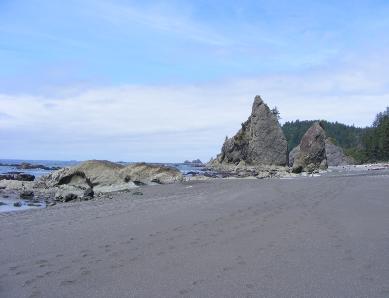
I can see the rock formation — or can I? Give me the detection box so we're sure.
[0,172,35,181]
[209,95,288,169]
[41,160,183,196]
[292,122,328,173]
[324,139,356,166]
[288,145,300,167]
[289,135,356,168]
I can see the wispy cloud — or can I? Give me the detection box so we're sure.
[1,54,388,161]
[88,0,232,47]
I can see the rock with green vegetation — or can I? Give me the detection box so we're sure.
[209,95,288,169]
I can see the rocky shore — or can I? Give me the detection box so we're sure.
[0,160,183,209]
[0,95,368,211]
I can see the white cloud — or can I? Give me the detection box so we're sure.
[1,57,388,161]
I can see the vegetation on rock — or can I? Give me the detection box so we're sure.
[282,107,389,164]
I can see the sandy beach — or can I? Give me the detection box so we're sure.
[1,171,389,297]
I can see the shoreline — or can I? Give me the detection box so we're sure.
[1,163,388,214]
[1,171,388,297]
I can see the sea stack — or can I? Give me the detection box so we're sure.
[210,95,288,169]
[292,121,328,173]
[324,139,356,166]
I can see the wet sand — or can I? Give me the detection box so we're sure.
[1,172,389,297]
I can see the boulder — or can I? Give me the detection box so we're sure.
[83,187,94,199]
[0,172,35,181]
[209,95,288,168]
[288,145,300,167]
[292,122,328,173]
[64,193,78,202]
[41,160,183,195]
[289,138,356,169]
[325,139,356,166]
[119,163,183,185]
[20,191,34,200]
[42,160,124,189]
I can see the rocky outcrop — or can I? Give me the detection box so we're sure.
[288,145,300,167]
[41,160,183,194]
[325,139,356,166]
[183,159,204,167]
[16,162,61,171]
[209,95,288,169]
[120,163,183,185]
[289,136,356,169]
[42,160,124,190]
[0,162,61,171]
[0,160,183,205]
[0,172,35,181]
[292,122,328,173]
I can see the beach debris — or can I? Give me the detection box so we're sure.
[13,202,22,207]
[0,202,6,206]
[132,191,143,196]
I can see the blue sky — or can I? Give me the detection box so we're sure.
[1,0,389,161]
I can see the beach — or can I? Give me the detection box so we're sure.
[1,171,389,297]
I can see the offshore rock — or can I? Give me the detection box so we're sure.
[209,95,288,169]
[0,172,35,181]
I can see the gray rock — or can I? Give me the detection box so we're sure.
[209,95,288,168]
[0,173,35,181]
[41,160,183,194]
[289,138,356,168]
[83,187,94,199]
[64,193,78,202]
[20,191,34,200]
[0,202,6,206]
[15,162,61,171]
[292,122,328,173]
[288,145,300,167]
[13,202,22,207]
[325,139,356,166]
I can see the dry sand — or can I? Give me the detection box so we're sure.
[1,171,389,297]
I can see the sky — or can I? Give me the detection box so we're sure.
[1,0,389,162]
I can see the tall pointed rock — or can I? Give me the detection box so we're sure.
[212,95,288,167]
